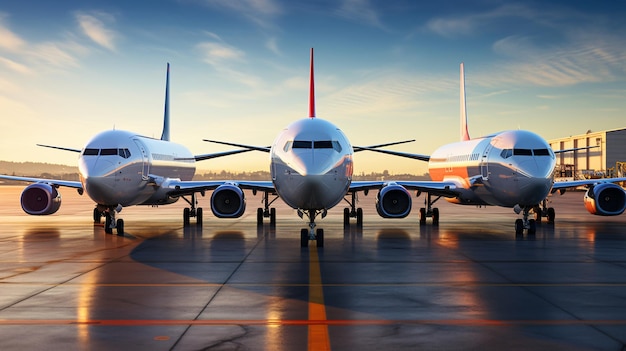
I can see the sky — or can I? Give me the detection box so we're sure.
[1,0,625,175]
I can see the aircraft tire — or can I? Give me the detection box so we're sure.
[433,208,440,226]
[356,208,363,227]
[419,208,426,225]
[316,228,324,247]
[300,229,309,248]
[343,208,350,227]
[515,219,524,234]
[183,208,190,227]
[196,208,203,227]
[270,208,276,227]
[105,214,113,234]
[116,219,124,236]
[257,208,263,226]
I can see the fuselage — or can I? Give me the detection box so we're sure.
[428,130,556,207]
[270,118,354,210]
[78,130,196,207]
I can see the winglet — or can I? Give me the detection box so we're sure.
[161,63,171,141]
[308,48,316,118]
[460,63,470,141]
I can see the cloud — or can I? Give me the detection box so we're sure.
[266,37,280,55]
[335,0,385,29]
[0,16,25,52]
[197,41,246,65]
[199,0,282,28]
[0,56,32,74]
[426,4,538,38]
[75,11,118,51]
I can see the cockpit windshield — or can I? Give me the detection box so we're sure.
[500,148,552,159]
[83,148,131,158]
[284,140,342,152]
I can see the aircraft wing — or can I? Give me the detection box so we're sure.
[350,180,458,197]
[203,140,272,153]
[203,139,416,153]
[165,179,275,197]
[193,149,256,161]
[352,146,430,162]
[551,177,626,190]
[353,140,415,152]
[0,175,83,189]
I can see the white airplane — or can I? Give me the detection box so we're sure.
[202,48,460,247]
[0,63,256,235]
[358,63,626,234]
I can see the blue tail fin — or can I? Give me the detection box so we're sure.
[161,63,171,141]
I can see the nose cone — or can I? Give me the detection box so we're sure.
[80,157,121,205]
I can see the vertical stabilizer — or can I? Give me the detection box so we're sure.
[460,63,470,141]
[161,63,171,141]
[308,48,316,118]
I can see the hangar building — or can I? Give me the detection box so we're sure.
[548,128,626,180]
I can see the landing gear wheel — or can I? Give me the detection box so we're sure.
[528,219,536,235]
[257,208,263,226]
[116,219,124,236]
[183,208,191,227]
[300,229,309,248]
[343,208,350,228]
[534,208,542,223]
[515,219,524,235]
[93,208,102,223]
[419,208,426,225]
[196,208,203,227]
[432,208,440,226]
[316,228,324,247]
[547,207,555,223]
[104,214,113,234]
[270,208,276,227]
[356,208,363,227]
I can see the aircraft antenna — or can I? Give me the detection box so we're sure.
[308,48,315,118]
[161,63,171,141]
[460,63,470,141]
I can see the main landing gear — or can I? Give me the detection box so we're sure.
[299,209,326,248]
[419,193,440,226]
[94,205,124,236]
[182,193,203,227]
[257,191,278,227]
[342,192,363,228]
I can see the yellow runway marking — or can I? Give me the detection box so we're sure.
[308,245,331,351]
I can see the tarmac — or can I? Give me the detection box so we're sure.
[1,185,626,350]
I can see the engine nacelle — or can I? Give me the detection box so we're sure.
[583,183,626,216]
[20,183,62,215]
[210,183,246,218]
[376,183,412,218]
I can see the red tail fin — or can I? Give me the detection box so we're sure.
[309,48,315,118]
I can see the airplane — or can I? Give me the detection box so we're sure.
[0,63,257,235]
[356,63,626,234]
[0,59,414,240]
[201,48,464,247]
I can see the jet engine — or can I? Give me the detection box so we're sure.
[210,183,246,218]
[376,183,412,218]
[20,183,62,215]
[583,183,626,216]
